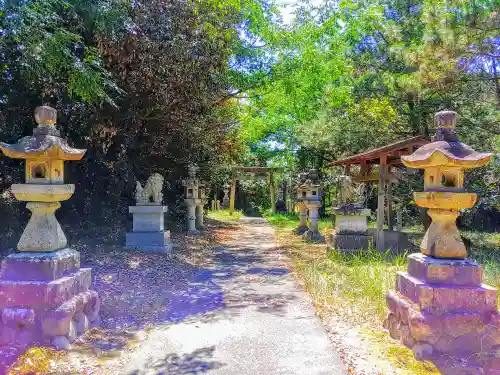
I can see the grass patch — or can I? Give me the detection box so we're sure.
[266,213,437,374]
[207,208,244,222]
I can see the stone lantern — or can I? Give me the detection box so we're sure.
[294,172,309,234]
[182,164,205,234]
[384,110,498,374]
[222,183,230,208]
[295,169,324,242]
[0,106,100,352]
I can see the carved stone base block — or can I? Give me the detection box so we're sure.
[129,205,167,232]
[125,231,172,253]
[328,232,370,252]
[385,253,500,374]
[333,208,371,233]
[0,249,100,352]
[126,205,172,252]
[303,230,325,243]
[294,226,308,235]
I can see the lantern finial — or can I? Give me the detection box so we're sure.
[34,106,57,127]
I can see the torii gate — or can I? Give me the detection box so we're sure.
[229,166,282,214]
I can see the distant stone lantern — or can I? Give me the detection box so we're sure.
[294,170,324,242]
[294,172,309,234]
[384,110,499,374]
[0,106,100,352]
[222,183,230,208]
[182,164,205,234]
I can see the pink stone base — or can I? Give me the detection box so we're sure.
[0,250,100,355]
[385,253,500,373]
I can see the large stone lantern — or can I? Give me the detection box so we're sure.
[182,164,205,234]
[0,106,100,352]
[384,110,498,374]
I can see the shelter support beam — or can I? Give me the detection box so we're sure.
[377,156,387,251]
[229,178,236,214]
[269,171,276,214]
[387,170,393,231]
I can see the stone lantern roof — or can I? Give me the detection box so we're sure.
[402,110,492,169]
[0,106,86,161]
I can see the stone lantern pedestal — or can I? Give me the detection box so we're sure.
[384,111,497,374]
[0,106,100,354]
[185,198,203,235]
[329,206,371,252]
[303,199,324,242]
[294,202,309,235]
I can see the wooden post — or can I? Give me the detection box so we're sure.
[387,167,393,231]
[269,171,276,214]
[344,164,351,175]
[229,177,236,214]
[377,155,387,252]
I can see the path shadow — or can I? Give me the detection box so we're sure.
[126,346,224,375]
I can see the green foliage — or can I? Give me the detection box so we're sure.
[236,0,499,228]
[0,0,277,246]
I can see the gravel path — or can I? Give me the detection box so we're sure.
[106,217,346,375]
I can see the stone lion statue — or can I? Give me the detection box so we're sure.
[135,173,164,205]
[338,175,365,206]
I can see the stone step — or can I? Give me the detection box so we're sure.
[0,248,80,282]
[396,271,497,314]
[407,253,483,286]
[0,268,92,309]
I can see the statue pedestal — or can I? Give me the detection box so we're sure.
[385,253,500,374]
[329,207,371,252]
[125,205,172,252]
[0,249,100,351]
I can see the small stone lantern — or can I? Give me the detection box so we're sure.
[295,169,324,242]
[0,106,100,352]
[294,172,309,234]
[384,110,499,374]
[182,164,205,234]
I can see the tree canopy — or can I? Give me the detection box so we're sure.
[0,0,498,244]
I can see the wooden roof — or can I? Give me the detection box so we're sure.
[328,136,430,167]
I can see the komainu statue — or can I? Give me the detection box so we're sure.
[135,173,164,205]
[337,175,365,207]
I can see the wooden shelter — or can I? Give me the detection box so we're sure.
[328,136,430,251]
[229,166,282,214]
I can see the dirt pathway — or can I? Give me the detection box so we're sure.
[96,217,346,375]
[11,218,346,374]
